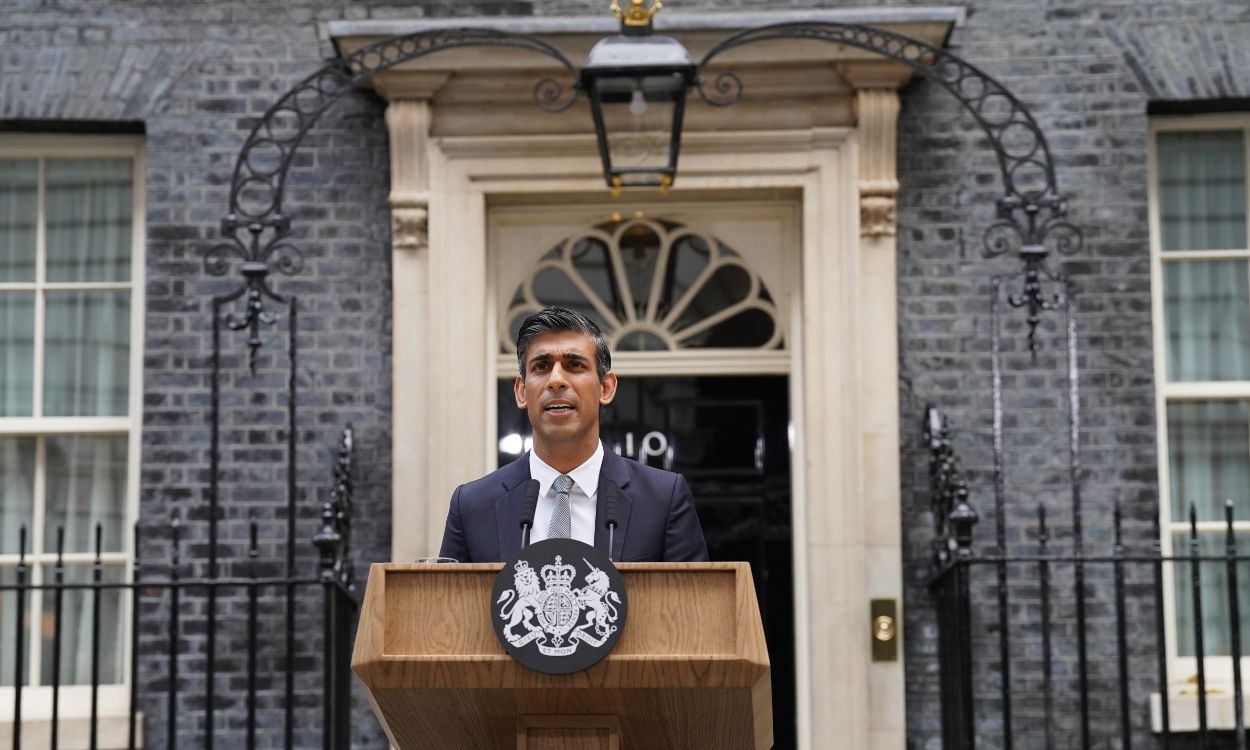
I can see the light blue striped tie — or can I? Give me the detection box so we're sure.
[547,474,574,539]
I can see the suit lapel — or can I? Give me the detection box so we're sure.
[494,455,531,562]
[594,449,633,560]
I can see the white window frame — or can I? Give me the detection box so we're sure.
[0,134,145,730]
[1150,114,1250,703]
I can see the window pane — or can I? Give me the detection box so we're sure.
[683,307,777,348]
[0,292,34,416]
[1164,259,1250,381]
[673,263,752,333]
[45,159,132,283]
[659,233,711,321]
[44,290,129,416]
[617,223,659,320]
[1158,130,1248,251]
[1172,531,1250,657]
[530,267,611,334]
[0,437,36,555]
[571,237,625,321]
[1167,400,1250,523]
[0,159,37,282]
[39,563,126,685]
[0,566,33,686]
[45,435,127,554]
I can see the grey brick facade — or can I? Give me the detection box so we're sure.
[4,0,1250,747]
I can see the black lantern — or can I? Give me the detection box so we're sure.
[581,0,696,195]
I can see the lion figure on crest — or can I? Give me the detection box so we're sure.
[497,560,543,638]
[576,562,621,638]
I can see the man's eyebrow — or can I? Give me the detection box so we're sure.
[527,353,553,366]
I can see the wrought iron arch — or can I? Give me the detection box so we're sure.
[206,29,580,306]
[207,20,1081,352]
[694,22,1082,353]
[696,22,1082,262]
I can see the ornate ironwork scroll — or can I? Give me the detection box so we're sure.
[205,29,579,367]
[209,21,1084,355]
[696,21,1084,336]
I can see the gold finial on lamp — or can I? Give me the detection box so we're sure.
[610,0,663,27]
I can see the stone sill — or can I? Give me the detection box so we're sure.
[1153,692,1250,732]
[0,715,141,750]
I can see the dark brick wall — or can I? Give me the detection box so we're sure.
[8,3,438,747]
[5,0,1250,747]
[894,2,1249,749]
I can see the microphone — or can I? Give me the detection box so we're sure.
[519,479,540,549]
[602,481,621,562]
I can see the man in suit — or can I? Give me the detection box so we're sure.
[439,306,709,563]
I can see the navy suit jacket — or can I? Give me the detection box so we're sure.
[439,449,709,563]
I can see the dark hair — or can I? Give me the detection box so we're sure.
[515,306,612,381]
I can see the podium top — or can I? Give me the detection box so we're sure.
[352,561,769,690]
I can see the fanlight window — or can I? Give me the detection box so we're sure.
[501,218,782,353]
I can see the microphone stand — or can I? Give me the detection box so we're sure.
[519,478,540,549]
[603,481,620,563]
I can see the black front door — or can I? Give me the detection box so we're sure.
[497,374,795,750]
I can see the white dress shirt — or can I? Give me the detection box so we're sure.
[528,442,602,546]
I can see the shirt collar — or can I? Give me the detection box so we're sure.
[528,442,604,500]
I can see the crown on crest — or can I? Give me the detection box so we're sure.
[610,0,662,27]
[541,555,576,588]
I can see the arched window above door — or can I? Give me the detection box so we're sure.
[500,218,783,355]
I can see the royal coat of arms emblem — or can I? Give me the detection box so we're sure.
[491,538,628,674]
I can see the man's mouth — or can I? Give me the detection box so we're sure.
[544,403,575,413]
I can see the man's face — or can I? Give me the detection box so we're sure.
[515,330,618,452]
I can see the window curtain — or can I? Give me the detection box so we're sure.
[42,435,127,684]
[1168,401,1250,656]
[1167,400,1250,522]
[0,160,37,416]
[0,438,34,685]
[0,158,37,282]
[1158,131,1250,659]
[39,563,124,685]
[1173,531,1250,656]
[0,438,36,554]
[42,159,133,418]
[43,291,130,416]
[1157,130,1247,252]
[1164,260,1250,381]
[0,292,34,416]
[45,158,131,283]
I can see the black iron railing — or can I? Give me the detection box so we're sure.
[2,427,357,750]
[929,405,1250,750]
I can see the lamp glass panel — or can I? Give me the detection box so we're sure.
[602,99,676,174]
[592,74,683,181]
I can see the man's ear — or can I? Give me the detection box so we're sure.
[513,375,527,409]
[599,372,618,406]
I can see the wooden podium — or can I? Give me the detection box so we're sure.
[352,562,772,750]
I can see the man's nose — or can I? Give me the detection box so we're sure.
[546,364,570,388]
